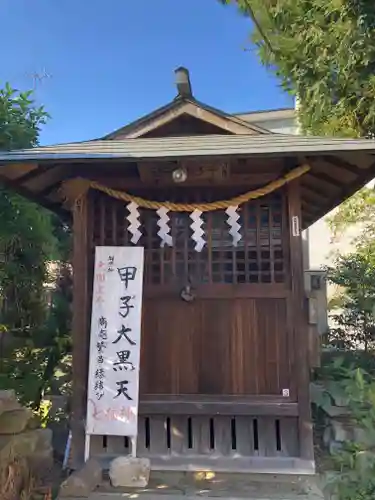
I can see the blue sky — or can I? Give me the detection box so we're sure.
[1,0,293,145]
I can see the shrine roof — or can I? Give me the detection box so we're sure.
[0,133,375,227]
[1,133,375,161]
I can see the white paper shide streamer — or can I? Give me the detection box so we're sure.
[126,201,142,244]
[156,207,173,247]
[225,206,242,247]
[190,209,205,252]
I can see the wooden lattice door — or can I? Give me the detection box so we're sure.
[137,191,293,399]
[91,189,292,399]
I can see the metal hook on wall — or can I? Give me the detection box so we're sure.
[180,276,196,302]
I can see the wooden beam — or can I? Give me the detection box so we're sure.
[287,179,315,462]
[301,175,339,202]
[301,186,327,204]
[79,170,288,189]
[302,175,333,196]
[309,158,357,184]
[144,283,289,299]
[310,160,375,226]
[335,152,375,170]
[15,163,52,184]
[140,399,298,416]
[133,456,315,475]
[70,191,91,468]
[322,154,362,174]
[35,168,77,198]
[301,201,320,221]
[0,172,68,219]
[24,164,70,191]
[0,161,37,180]
[310,170,347,188]
[89,173,283,189]
[75,158,284,175]
[37,181,64,198]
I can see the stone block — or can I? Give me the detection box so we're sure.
[29,428,53,472]
[109,456,150,488]
[33,427,53,449]
[0,392,21,416]
[328,417,375,448]
[353,426,375,447]
[323,405,350,418]
[0,407,32,434]
[0,430,39,460]
[356,450,375,477]
[323,425,332,447]
[325,381,349,407]
[0,389,16,400]
[0,428,52,462]
[329,440,343,455]
[26,415,42,430]
[331,419,349,442]
[58,458,102,498]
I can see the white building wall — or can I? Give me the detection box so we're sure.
[254,118,298,135]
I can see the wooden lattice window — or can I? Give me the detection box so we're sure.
[91,191,287,285]
[140,194,286,285]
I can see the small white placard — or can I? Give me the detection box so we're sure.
[86,246,144,437]
[291,216,300,237]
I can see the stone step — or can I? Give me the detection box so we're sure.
[86,495,321,500]
[87,472,324,500]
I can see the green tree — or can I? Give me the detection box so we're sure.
[221,0,375,338]
[327,250,375,351]
[0,83,72,409]
[221,0,375,137]
[328,186,375,249]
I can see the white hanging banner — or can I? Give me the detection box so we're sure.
[86,246,144,437]
[190,209,205,252]
[225,206,242,247]
[127,202,142,244]
[156,207,173,247]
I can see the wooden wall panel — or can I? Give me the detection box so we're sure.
[139,297,292,398]
[140,299,200,395]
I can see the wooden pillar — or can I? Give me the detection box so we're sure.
[286,179,314,463]
[70,191,91,468]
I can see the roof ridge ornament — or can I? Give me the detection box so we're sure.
[175,67,193,98]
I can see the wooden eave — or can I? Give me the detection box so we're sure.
[104,96,270,139]
[1,135,375,227]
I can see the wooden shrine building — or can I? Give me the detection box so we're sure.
[1,68,375,475]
